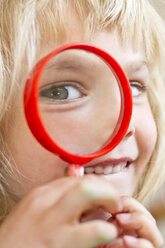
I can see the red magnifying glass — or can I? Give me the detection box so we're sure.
[24,43,132,177]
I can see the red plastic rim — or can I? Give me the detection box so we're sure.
[24,43,132,165]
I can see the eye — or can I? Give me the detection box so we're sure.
[39,84,83,101]
[130,82,146,97]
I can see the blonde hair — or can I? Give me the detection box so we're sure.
[0,0,165,222]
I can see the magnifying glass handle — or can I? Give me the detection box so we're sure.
[68,164,84,177]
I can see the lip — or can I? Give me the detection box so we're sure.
[84,157,134,169]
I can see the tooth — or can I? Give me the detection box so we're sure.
[112,165,121,173]
[94,166,103,174]
[85,162,127,175]
[103,166,113,175]
[85,167,94,174]
[120,162,126,169]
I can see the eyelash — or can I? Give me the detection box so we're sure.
[129,80,148,95]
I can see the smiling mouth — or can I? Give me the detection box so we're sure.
[84,159,132,175]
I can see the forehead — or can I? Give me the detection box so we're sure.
[35,0,162,74]
[91,29,147,72]
[36,2,148,75]
[39,25,146,75]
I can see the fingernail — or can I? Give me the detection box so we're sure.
[106,238,123,248]
[124,235,137,245]
[116,213,131,222]
[82,182,115,199]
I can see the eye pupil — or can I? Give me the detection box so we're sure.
[52,87,68,99]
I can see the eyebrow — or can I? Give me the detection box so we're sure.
[124,60,149,74]
[46,55,149,74]
[45,54,102,72]
[46,59,85,71]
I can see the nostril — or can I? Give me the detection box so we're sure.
[125,124,135,138]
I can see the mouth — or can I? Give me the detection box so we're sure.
[84,158,132,175]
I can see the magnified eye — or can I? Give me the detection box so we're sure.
[40,84,82,101]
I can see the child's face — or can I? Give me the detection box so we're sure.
[7,13,157,198]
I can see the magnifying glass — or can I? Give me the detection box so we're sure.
[24,43,132,177]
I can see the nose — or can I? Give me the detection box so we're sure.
[124,122,135,139]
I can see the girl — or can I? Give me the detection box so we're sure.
[0,0,165,247]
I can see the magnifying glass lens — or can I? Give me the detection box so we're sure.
[38,49,121,155]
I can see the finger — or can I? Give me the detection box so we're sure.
[107,217,124,237]
[21,177,80,213]
[119,196,155,223]
[54,221,117,248]
[48,176,122,223]
[116,212,164,248]
[123,236,155,248]
[35,176,80,203]
[106,238,124,247]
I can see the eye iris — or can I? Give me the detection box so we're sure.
[51,87,68,99]
[40,86,69,100]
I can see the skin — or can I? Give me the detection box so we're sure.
[1,7,164,248]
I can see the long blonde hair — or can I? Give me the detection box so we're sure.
[0,0,165,222]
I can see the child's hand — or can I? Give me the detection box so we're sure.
[108,196,164,248]
[0,176,122,248]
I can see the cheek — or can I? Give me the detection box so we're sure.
[6,104,68,193]
[133,101,157,174]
